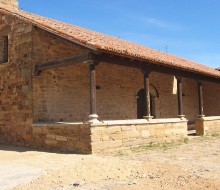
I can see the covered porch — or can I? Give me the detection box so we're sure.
[32,51,220,153]
[34,52,220,125]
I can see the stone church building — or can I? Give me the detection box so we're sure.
[0,0,220,153]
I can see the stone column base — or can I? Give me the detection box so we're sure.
[88,114,99,124]
[143,115,153,120]
[178,115,185,119]
[197,115,205,118]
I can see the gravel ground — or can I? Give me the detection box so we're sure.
[0,135,219,190]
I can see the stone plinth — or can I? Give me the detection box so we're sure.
[196,116,220,135]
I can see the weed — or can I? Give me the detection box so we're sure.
[115,150,125,157]
[184,138,189,144]
[131,141,178,153]
[197,133,220,141]
[211,133,219,137]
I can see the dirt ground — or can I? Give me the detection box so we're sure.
[0,135,220,190]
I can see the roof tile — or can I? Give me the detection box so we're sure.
[1,7,220,78]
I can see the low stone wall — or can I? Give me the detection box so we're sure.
[1,119,187,154]
[195,116,220,135]
[90,119,188,153]
[32,123,91,153]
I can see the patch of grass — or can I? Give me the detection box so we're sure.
[197,133,220,141]
[115,150,127,157]
[141,142,156,151]
[131,141,179,153]
[184,138,189,144]
[211,133,220,137]
[197,135,210,141]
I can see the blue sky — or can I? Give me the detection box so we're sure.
[19,0,220,68]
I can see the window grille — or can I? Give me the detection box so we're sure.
[0,36,8,64]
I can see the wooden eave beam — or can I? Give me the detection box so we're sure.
[150,65,220,84]
[98,53,220,84]
[35,51,220,83]
[35,53,98,76]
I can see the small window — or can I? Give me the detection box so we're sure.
[0,36,8,64]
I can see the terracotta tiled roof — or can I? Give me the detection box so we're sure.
[1,7,220,79]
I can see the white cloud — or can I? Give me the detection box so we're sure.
[141,17,181,30]
[127,15,184,31]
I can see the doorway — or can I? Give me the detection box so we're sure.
[137,85,159,119]
[137,89,147,119]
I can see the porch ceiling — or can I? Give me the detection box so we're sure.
[35,52,220,83]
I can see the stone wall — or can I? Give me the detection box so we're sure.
[32,123,91,153]
[32,28,90,122]
[91,119,187,153]
[195,116,220,135]
[1,118,187,154]
[0,12,33,147]
[182,78,198,122]
[97,65,179,121]
[203,82,220,116]
[29,119,187,154]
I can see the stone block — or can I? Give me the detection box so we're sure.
[32,127,42,135]
[45,139,57,145]
[78,135,91,143]
[126,129,140,138]
[135,125,148,132]
[164,128,186,135]
[105,126,121,134]
[122,139,147,147]
[21,134,32,140]
[120,126,133,131]
[91,127,106,135]
[108,133,126,140]
[92,140,122,151]
[46,134,56,140]
[56,135,68,142]
[141,130,150,138]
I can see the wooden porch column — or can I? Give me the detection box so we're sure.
[176,77,185,118]
[143,71,153,120]
[197,81,205,117]
[88,61,99,123]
